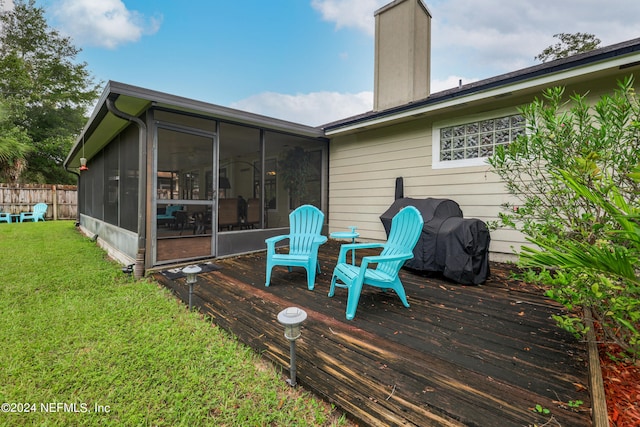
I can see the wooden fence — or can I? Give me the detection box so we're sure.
[0,184,78,220]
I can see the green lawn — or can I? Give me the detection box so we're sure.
[0,221,347,426]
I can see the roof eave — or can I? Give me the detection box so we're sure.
[323,38,640,135]
[65,81,326,170]
[106,81,326,138]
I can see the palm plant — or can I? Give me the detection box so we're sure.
[521,167,640,357]
[0,102,32,182]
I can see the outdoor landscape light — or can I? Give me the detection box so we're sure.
[121,264,134,276]
[277,307,307,386]
[182,265,202,310]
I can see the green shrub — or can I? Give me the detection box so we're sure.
[488,76,640,358]
[522,169,640,357]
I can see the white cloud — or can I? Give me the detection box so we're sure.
[312,0,640,87]
[227,1,640,126]
[51,0,161,49]
[229,78,485,127]
[1,0,14,12]
[230,91,373,126]
[429,0,640,79]
[311,0,388,36]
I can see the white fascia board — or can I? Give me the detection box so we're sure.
[108,81,325,139]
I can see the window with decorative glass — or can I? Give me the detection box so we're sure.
[433,113,525,168]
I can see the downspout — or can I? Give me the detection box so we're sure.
[68,170,81,225]
[106,97,148,279]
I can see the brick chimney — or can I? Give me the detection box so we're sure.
[373,0,432,111]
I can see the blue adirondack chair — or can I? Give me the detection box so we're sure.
[20,203,48,222]
[265,205,328,290]
[0,211,11,223]
[328,206,424,320]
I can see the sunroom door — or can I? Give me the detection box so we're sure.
[153,124,217,265]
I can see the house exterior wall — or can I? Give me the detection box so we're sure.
[79,215,137,266]
[329,117,524,262]
[78,123,140,264]
[328,74,631,262]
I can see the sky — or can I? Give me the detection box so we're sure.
[24,0,640,126]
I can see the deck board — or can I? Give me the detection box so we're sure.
[153,239,592,427]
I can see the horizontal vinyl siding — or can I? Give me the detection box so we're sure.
[329,118,526,259]
[330,121,428,240]
[327,74,632,261]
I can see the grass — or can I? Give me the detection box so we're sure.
[0,221,348,426]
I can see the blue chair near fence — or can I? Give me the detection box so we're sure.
[20,203,48,222]
[0,211,11,223]
[265,205,327,290]
[328,206,424,320]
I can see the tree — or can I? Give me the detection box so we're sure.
[279,146,311,208]
[0,0,100,183]
[487,76,640,357]
[0,100,32,182]
[535,32,601,63]
[488,76,639,245]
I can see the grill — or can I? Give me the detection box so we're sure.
[380,198,490,285]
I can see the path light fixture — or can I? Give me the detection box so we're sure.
[277,307,307,386]
[182,265,202,310]
[121,264,134,276]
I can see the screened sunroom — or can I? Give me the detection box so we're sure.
[65,81,328,277]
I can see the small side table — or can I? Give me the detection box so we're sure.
[10,214,20,223]
[330,226,360,265]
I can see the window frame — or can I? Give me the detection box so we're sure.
[432,108,524,170]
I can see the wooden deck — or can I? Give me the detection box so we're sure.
[152,240,592,427]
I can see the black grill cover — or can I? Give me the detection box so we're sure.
[380,198,490,285]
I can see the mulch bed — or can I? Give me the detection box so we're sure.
[600,342,640,426]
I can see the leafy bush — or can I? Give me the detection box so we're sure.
[488,76,640,358]
[521,169,640,357]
